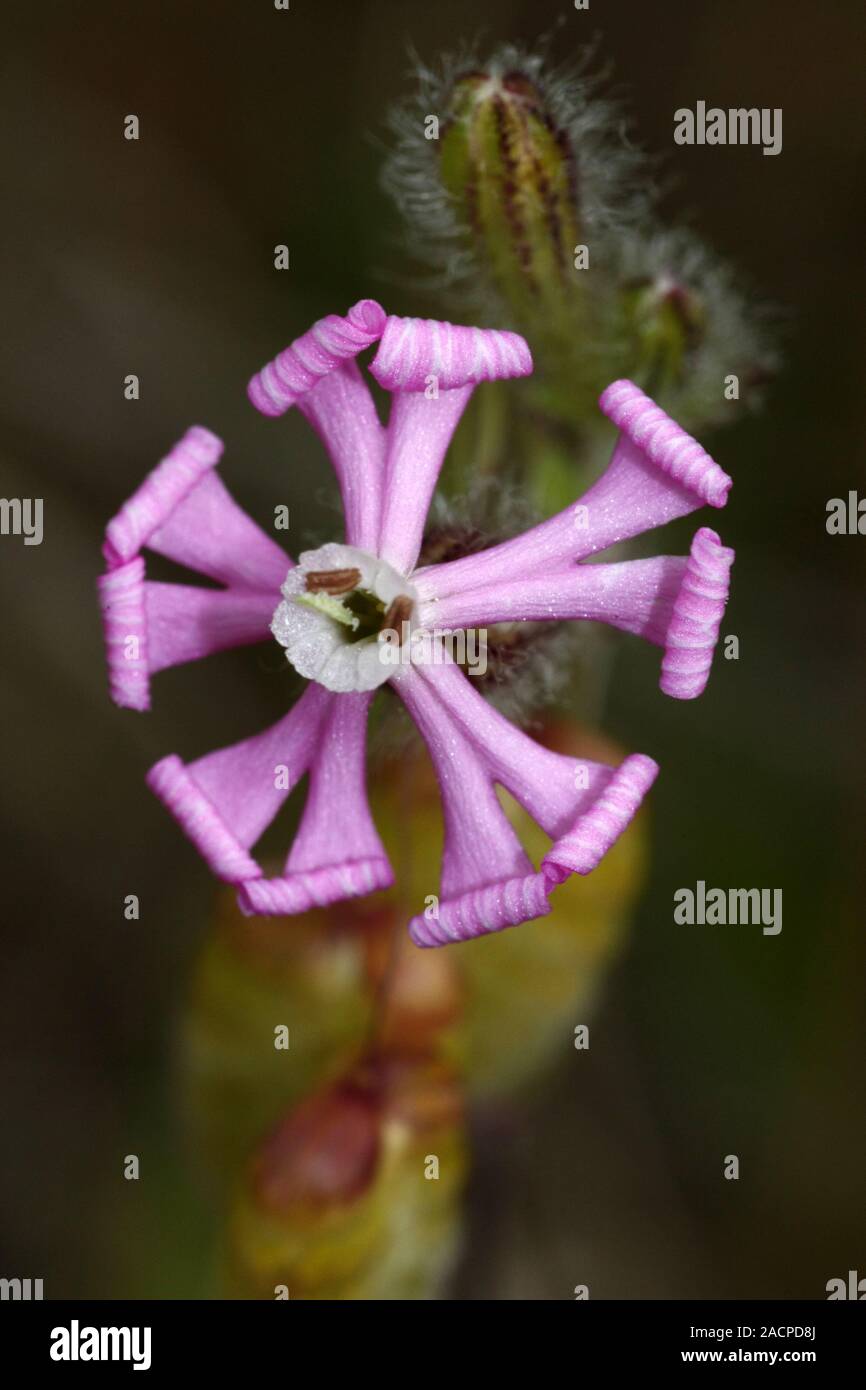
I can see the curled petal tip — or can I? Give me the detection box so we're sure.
[408,873,551,949]
[146,754,260,883]
[660,526,734,700]
[347,298,388,336]
[102,427,224,569]
[542,753,659,882]
[599,379,732,509]
[370,317,532,393]
[247,300,387,418]
[237,857,394,917]
[181,425,223,463]
[98,556,150,710]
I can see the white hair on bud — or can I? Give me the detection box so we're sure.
[614,225,780,426]
[382,37,652,303]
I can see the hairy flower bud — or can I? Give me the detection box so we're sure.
[622,273,707,397]
[438,69,582,330]
[384,44,775,435]
[615,228,777,427]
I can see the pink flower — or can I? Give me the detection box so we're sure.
[98,301,734,947]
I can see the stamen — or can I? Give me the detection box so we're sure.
[382,595,414,645]
[305,567,362,595]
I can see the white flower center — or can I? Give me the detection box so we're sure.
[271,543,418,693]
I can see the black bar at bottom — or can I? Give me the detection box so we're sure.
[0,1298,862,1373]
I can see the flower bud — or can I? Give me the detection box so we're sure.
[385,46,775,436]
[615,228,777,428]
[622,273,707,398]
[438,68,582,331]
[225,1056,466,1299]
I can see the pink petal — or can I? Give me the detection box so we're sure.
[397,659,657,947]
[416,526,734,700]
[146,684,332,882]
[98,566,280,712]
[541,754,659,884]
[98,565,276,712]
[414,380,732,601]
[145,583,279,673]
[395,667,548,948]
[99,429,292,708]
[413,658,641,839]
[369,316,532,393]
[369,316,532,575]
[103,426,222,569]
[140,470,290,592]
[600,380,731,509]
[237,693,393,915]
[98,558,149,710]
[417,554,686,634]
[659,526,735,700]
[298,362,387,551]
[247,302,389,551]
[247,299,386,417]
[376,386,473,573]
[103,428,290,591]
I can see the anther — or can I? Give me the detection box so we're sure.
[382,595,414,644]
[304,567,362,595]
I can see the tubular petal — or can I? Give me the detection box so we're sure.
[298,361,386,550]
[377,386,473,573]
[145,755,262,882]
[398,661,656,948]
[409,872,551,948]
[98,565,277,712]
[145,583,279,673]
[238,857,394,916]
[247,303,388,549]
[146,684,333,880]
[99,429,292,708]
[371,317,531,572]
[413,379,732,601]
[396,667,546,947]
[412,658,620,838]
[237,693,394,916]
[139,469,291,592]
[599,380,731,508]
[415,528,733,700]
[104,429,290,593]
[416,554,686,635]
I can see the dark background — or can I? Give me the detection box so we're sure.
[0,0,863,1298]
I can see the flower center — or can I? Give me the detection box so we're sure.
[271,543,418,693]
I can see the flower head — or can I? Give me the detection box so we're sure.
[98,301,733,947]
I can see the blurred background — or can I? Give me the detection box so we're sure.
[0,0,863,1298]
